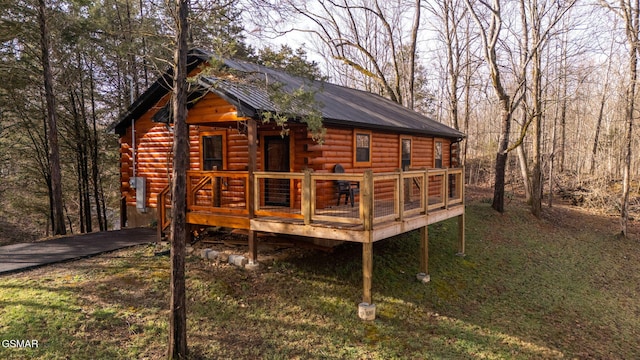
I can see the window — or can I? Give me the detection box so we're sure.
[201,132,225,170]
[435,141,443,168]
[401,138,412,170]
[354,130,371,166]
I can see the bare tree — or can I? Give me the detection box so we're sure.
[426,0,467,130]
[620,0,637,238]
[527,0,577,217]
[600,0,638,237]
[38,0,65,235]
[407,0,421,109]
[461,15,477,165]
[465,0,575,213]
[252,0,422,108]
[529,0,545,217]
[590,36,616,175]
[464,0,517,212]
[168,0,189,357]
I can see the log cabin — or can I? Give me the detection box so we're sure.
[113,49,466,319]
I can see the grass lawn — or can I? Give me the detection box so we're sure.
[1,191,638,359]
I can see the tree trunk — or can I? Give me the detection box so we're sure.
[168,0,190,358]
[444,0,460,130]
[591,35,614,175]
[548,86,558,208]
[69,89,85,233]
[32,110,54,235]
[516,144,531,203]
[407,0,420,110]
[559,84,567,173]
[73,80,93,233]
[590,94,606,175]
[69,86,92,234]
[88,59,106,231]
[621,0,638,238]
[76,55,93,233]
[462,17,472,166]
[76,151,85,233]
[492,98,511,213]
[139,0,150,87]
[558,21,568,174]
[621,106,634,238]
[530,1,543,218]
[531,120,543,216]
[464,0,513,213]
[38,0,66,236]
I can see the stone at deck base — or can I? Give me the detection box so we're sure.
[228,254,248,267]
[416,272,431,283]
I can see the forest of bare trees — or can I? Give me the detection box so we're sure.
[1,0,639,241]
[250,0,639,235]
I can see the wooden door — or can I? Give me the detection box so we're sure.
[202,134,224,207]
[264,136,290,206]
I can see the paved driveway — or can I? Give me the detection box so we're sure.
[0,228,156,274]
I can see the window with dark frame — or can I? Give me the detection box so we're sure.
[435,141,443,168]
[202,135,223,170]
[401,138,411,170]
[355,133,371,164]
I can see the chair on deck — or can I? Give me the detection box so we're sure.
[334,164,359,207]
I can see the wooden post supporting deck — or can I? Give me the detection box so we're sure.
[361,170,374,306]
[457,212,466,256]
[247,119,258,264]
[363,242,373,305]
[416,225,430,283]
[420,226,428,274]
[457,167,466,257]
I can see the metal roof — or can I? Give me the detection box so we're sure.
[114,49,465,140]
[113,49,210,135]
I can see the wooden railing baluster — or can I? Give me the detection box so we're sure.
[171,168,464,233]
[157,184,172,242]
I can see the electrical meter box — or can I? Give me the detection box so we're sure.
[131,177,146,212]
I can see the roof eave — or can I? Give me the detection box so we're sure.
[195,78,265,119]
[321,118,465,140]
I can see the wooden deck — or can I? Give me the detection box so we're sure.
[161,168,465,241]
[250,203,463,243]
[159,168,465,315]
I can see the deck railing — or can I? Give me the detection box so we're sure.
[157,185,172,240]
[253,168,464,228]
[158,167,464,234]
[254,172,304,218]
[308,173,364,225]
[186,170,249,215]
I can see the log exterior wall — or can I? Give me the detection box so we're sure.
[120,91,458,226]
[307,127,452,172]
[120,91,249,226]
[305,127,454,208]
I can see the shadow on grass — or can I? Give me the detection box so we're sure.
[169,216,559,359]
[0,246,171,359]
[256,201,639,359]
[1,201,638,359]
